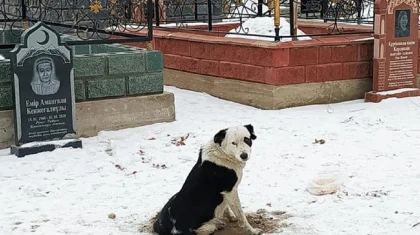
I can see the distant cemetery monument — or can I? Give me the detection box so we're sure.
[10,22,82,157]
[365,0,420,102]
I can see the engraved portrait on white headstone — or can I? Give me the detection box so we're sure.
[31,56,60,95]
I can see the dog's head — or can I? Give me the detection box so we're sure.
[213,124,257,162]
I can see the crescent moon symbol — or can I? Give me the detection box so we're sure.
[37,30,49,45]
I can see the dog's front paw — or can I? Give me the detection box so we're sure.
[246,227,263,235]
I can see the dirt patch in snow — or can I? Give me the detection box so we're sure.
[139,209,291,234]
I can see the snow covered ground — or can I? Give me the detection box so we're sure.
[224,0,311,41]
[1,86,420,235]
[226,17,312,41]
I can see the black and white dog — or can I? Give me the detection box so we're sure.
[153,124,262,235]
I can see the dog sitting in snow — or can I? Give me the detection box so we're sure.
[153,124,262,235]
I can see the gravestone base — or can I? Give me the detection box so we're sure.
[364,88,420,103]
[10,139,82,158]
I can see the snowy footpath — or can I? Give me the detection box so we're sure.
[1,86,420,235]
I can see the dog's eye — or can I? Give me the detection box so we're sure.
[231,142,238,146]
[244,137,252,147]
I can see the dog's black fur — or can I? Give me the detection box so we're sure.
[153,150,237,235]
[244,124,257,140]
[153,125,256,235]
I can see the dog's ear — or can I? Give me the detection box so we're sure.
[214,128,227,146]
[244,124,257,140]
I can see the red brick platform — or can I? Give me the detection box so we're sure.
[365,88,420,102]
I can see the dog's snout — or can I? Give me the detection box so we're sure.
[240,153,248,160]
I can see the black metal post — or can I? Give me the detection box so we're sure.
[125,0,132,20]
[207,0,213,31]
[147,0,154,40]
[274,28,280,41]
[323,0,327,22]
[356,0,362,25]
[155,0,160,26]
[195,0,198,20]
[258,0,263,16]
[21,0,26,20]
[289,0,295,37]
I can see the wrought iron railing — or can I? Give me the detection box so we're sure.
[0,0,154,48]
[153,0,375,40]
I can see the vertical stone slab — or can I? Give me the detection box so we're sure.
[366,0,420,102]
[10,22,82,157]
[386,0,418,89]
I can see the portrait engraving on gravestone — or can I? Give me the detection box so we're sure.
[31,56,60,95]
[11,22,76,145]
[395,9,410,38]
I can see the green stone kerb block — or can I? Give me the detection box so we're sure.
[129,73,163,95]
[74,45,90,55]
[87,78,126,99]
[0,44,165,109]
[74,55,106,77]
[0,60,12,82]
[146,51,164,72]
[107,52,146,75]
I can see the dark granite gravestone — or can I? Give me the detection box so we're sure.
[10,22,82,157]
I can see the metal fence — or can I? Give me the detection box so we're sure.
[153,0,375,40]
[0,0,154,49]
